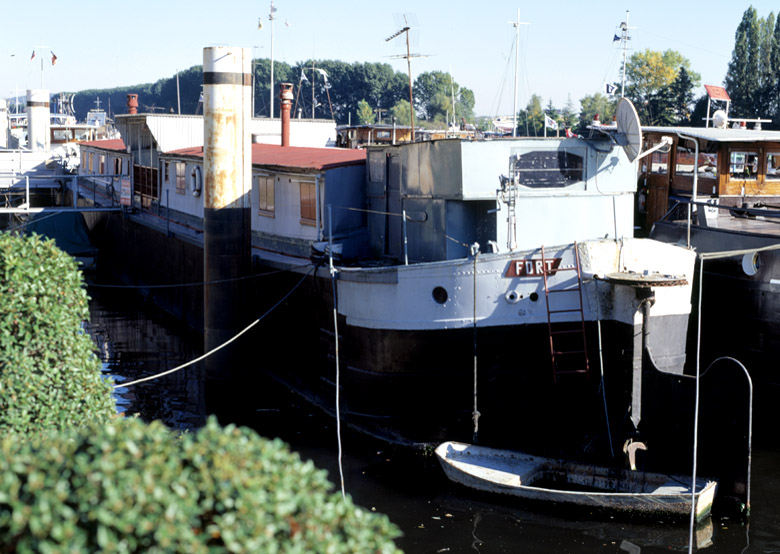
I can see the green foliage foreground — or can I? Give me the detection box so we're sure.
[0,232,115,435]
[0,417,402,553]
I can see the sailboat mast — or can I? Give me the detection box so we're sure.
[270,0,275,119]
[509,10,527,137]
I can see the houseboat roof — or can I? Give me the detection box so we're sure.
[78,138,127,151]
[167,144,366,171]
[643,126,780,143]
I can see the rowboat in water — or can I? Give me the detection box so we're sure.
[435,441,717,522]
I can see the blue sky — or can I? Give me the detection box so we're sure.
[0,1,773,117]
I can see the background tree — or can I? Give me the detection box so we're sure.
[725,7,761,117]
[413,71,475,125]
[561,94,578,129]
[389,99,412,126]
[670,67,695,125]
[356,99,374,124]
[577,93,616,133]
[624,49,700,125]
[757,12,777,113]
[518,94,544,136]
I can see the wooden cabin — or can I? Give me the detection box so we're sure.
[640,125,780,228]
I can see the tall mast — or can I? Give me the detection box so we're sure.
[509,10,528,138]
[619,11,633,98]
[269,0,276,118]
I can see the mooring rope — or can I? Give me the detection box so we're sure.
[471,244,480,443]
[594,279,614,457]
[328,205,347,500]
[113,265,315,389]
[90,265,305,289]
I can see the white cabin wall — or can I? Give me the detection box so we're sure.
[160,159,205,218]
[251,172,319,240]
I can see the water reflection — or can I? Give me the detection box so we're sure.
[84,284,780,554]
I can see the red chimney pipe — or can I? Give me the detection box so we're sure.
[127,94,138,115]
[279,83,293,147]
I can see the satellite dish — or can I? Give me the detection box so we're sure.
[712,109,728,129]
[616,98,642,162]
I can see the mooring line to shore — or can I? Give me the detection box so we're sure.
[113,265,316,390]
[89,265,305,289]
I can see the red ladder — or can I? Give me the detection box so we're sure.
[541,242,590,383]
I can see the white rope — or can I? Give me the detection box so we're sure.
[688,255,704,554]
[471,245,480,442]
[594,279,614,457]
[329,204,346,500]
[331,267,346,500]
[113,266,315,389]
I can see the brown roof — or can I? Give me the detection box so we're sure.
[169,144,366,171]
[78,138,126,151]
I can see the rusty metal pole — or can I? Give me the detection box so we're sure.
[202,46,252,413]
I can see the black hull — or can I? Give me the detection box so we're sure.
[651,221,780,392]
[84,210,696,466]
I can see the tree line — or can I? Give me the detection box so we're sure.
[64,60,475,128]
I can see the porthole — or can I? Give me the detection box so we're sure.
[529,292,539,302]
[505,290,521,304]
[432,286,448,304]
[742,252,760,276]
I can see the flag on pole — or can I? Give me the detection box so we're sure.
[613,34,620,42]
[300,69,309,83]
[604,83,617,95]
[544,114,558,130]
[30,50,35,60]
[315,68,328,82]
[51,52,57,66]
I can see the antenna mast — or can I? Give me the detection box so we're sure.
[618,11,634,98]
[386,15,425,143]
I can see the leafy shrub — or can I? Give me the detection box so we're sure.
[0,416,402,553]
[0,232,115,434]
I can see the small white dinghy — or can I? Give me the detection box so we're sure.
[435,441,717,522]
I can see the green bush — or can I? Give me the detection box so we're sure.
[0,416,402,553]
[0,232,115,434]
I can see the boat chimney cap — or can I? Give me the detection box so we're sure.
[591,113,601,126]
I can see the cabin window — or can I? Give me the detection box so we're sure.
[697,153,718,179]
[175,162,186,194]
[729,151,759,180]
[88,152,95,173]
[675,142,697,176]
[81,151,87,171]
[256,176,275,216]
[114,158,121,176]
[368,151,386,183]
[300,181,316,225]
[163,162,170,183]
[99,154,105,174]
[648,147,668,174]
[766,152,780,181]
[377,130,391,139]
[512,150,584,188]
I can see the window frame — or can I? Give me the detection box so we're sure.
[256,175,275,217]
[175,162,186,194]
[299,181,317,225]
